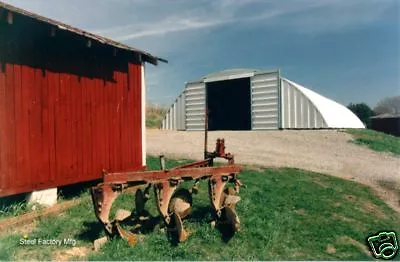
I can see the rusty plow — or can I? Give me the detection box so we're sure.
[90,139,243,249]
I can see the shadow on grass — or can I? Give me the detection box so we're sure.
[188,206,213,223]
[76,221,104,242]
[0,193,29,219]
[217,223,236,243]
[58,180,101,200]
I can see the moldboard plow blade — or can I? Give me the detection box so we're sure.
[90,138,243,249]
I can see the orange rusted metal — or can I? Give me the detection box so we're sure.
[90,139,243,248]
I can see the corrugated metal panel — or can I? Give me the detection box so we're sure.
[175,93,186,130]
[250,71,280,130]
[280,78,326,128]
[161,93,185,130]
[283,78,364,128]
[185,81,205,131]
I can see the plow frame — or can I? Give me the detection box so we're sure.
[90,110,243,247]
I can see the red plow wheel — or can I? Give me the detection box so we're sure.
[90,138,243,249]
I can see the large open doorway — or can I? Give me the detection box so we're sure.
[206,77,251,131]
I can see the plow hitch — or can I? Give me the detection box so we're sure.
[90,139,243,249]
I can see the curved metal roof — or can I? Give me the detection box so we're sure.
[282,78,365,128]
[203,68,260,80]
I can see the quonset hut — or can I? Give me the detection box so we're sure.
[161,69,364,131]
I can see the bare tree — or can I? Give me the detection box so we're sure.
[373,96,400,115]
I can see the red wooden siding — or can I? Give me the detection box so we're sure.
[0,62,143,197]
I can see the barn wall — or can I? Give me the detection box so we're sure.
[371,117,400,137]
[0,13,143,197]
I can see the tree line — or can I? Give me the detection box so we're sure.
[347,96,400,128]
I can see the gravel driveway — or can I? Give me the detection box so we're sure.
[146,129,400,213]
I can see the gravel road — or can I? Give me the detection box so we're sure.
[146,129,400,213]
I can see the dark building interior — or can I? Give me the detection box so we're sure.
[206,77,251,131]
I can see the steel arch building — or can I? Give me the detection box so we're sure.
[161,69,364,131]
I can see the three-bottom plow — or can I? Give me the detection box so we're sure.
[90,139,243,248]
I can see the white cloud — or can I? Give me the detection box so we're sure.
[87,0,395,42]
[4,0,395,41]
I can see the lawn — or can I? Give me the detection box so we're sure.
[0,156,399,260]
[346,128,400,156]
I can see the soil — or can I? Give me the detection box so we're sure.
[146,129,400,214]
[53,246,91,261]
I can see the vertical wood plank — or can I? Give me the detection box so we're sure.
[13,63,24,187]
[70,74,78,180]
[21,66,34,188]
[104,75,112,172]
[0,62,6,192]
[41,68,50,185]
[47,70,57,183]
[57,72,67,183]
[76,76,83,180]
[5,64,16,190]
[32,69,43,185]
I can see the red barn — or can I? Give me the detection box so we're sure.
[0,2,166,197]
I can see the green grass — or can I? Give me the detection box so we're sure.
[346,128,400,156]
[0,156,399,260]
[0,197,29,219]
[0,180,94,220]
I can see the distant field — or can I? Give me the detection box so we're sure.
[146,106,166,129]
[0,156,399,260]
[346,129,400,156]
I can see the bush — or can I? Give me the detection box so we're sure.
[347,103,375,128]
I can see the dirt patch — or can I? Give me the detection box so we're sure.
[0,199,79,234]
[345,195,357,201]
[246,165,265,172]
[332,213,353,223]
[377,180,400,198]
[313,178,328,188]
[326,244,337,254]
[331,213,365,232]
[290,251,305,258]
[360,200,388,219]
[53,246,91,261]
[294,209,306,215]
[13,221,38,235]
[337,236,371,257]
[0,220,38,237]
[147,130,400,214]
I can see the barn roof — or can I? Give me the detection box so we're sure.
[371,113,400,119]
[0,1,167,65]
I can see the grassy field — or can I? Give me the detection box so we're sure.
[0,156,399,260]
[146,106,166,129]
[346,128,400,156]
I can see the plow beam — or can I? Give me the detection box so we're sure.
[90,139,243,249]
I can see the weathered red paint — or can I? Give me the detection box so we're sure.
[0,6,147,197]
[0,61,144,197]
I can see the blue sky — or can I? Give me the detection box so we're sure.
[4,0,399,108]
